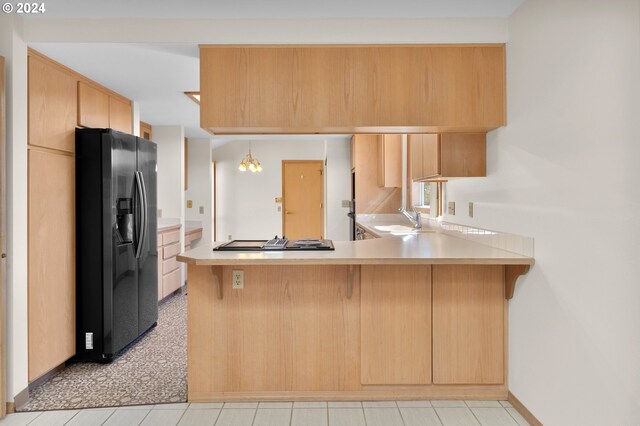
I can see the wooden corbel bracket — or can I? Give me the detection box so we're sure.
[210,266,222,300]
[505,264,531,300]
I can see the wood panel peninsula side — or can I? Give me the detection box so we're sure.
[177,234,533,402]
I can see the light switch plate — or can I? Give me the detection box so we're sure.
[448,201,456,215]
[468,202,474,218]
[232,270,244,289]
[186,200,193,208]
[341,200,352,208]
[199,206,204,214]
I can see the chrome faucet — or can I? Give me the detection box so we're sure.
[399,206,422,229]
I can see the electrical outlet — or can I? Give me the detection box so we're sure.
[232,270,244,289]
[158,209,162,217]
[199,206,204,214]
[277,206,282,212]
[228,234,232,240]
[448,201,456,215]
[187,200,193,208]
[468,202,474,218]
[341,200,351,208]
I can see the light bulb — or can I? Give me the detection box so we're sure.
[256,164,262,172]
[238,162,246,171]
[249,162,256,171]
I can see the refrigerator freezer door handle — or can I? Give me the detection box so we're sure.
[139,171,149,252]
[135,172,146,259]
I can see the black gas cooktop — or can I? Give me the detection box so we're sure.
[214,237,334,251]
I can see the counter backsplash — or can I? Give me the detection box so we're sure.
[422,216,534,258]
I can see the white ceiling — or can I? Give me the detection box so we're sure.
[32,0,525,19]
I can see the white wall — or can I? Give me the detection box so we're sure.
[0,13,28,401]
[22,18,508,44]
[185,138,213,248]
[325,139,352,241]
[0,14,29,402]
[213,138,351,241]
[155,126,186,284]
[444,0,640,424]
[155,126,185,223]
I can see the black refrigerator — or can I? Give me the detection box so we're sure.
[76,128,158,362]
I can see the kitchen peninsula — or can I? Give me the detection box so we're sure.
[177,232,533,402]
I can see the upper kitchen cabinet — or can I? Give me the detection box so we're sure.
[77,81,109,129]
[28,54,77,153]
[353,134,402,214]
[108,96,133,133]
[199,44,506,134]
[78,80,132,133]
[140,121,153,141]
[377,134,402,188]
[410,133,486,181]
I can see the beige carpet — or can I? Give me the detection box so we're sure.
[21,289,187,411]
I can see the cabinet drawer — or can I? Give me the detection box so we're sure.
[163,256,180,275]
[163,229,180,245]
[185,229,202,246]
[162,267,182,298]
[163,242,180,259]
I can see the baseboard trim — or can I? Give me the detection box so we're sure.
[28,362,66,393]
[508,391,543,426]
[13,386,29,411]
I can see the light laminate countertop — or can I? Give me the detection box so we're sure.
[157,218,181,232]
[177,232,534,266]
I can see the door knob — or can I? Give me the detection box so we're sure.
[285,211,291,215]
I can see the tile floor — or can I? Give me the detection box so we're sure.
[1,400,530,426]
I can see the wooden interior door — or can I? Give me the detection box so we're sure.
[282,161,324,239]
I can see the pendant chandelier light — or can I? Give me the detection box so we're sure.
[238,143,262,173]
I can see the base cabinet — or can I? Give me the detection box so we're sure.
[432,265,505,384]
[361,265,431,385]
[157,227,182,300]
[187,263,510,401]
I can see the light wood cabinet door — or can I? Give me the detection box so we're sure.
[421,134,441,178]
[410,133,485,180]
[140,121,153,141]
[200,45,506,133]
[361,265,432,385]
[28,56,77,152]
[353,134,402,214]
[439,133,486,178]
[432,265,504,385]
[109,96,132,133]
[377,134,402,188]
[28,149,76,381]
[77,81,109,129]
[409,134,424,180]
[350,135,355,171]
